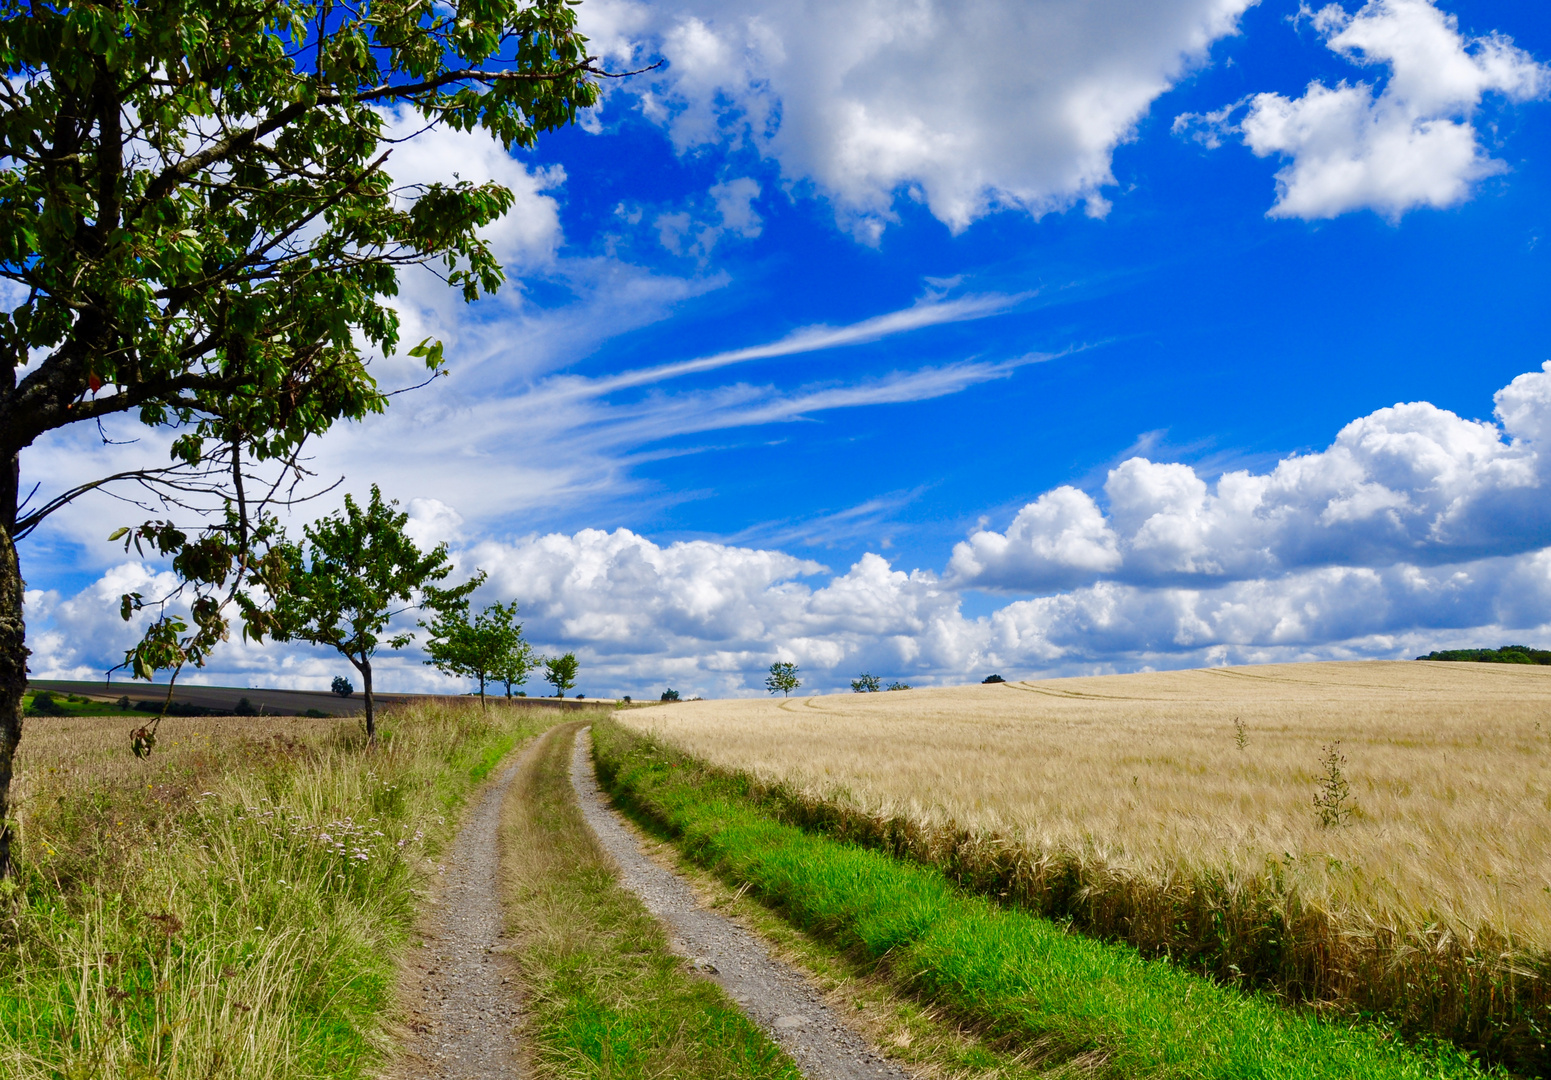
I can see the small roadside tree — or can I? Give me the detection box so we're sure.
[269,486,473,742]
[851,672,881,693]
[543,652,579,698]
[494,619,536,700]
[422,598,528,709]
[331,677,354,699]
[766,661,801,697]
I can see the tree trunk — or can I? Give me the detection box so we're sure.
[359,658,375,744]
[0,522,26,880]
[478,673,486,710]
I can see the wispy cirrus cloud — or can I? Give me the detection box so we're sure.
[536,290,1029,400]
[295,290,1039,530]
[20,276,1034,566]
[312,351,1049,532]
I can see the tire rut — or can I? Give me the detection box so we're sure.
[393,746,532,1080]
[569,726,911,1080]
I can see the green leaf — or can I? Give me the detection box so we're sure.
[406,336,446,370]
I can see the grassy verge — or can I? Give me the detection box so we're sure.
[591,717,1500,1080]
[498,720,800,1079]
[624,801,1122,1080]
[1,701,552,1079]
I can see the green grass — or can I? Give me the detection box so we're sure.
[0,702,554,1079]
[638,809,1129,1080]
[500,721,800,1080]
[23,690,139,717]
[590,718,1500,1080]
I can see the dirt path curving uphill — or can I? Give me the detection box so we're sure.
[569,727,911,1080]
[392,747,532,1080]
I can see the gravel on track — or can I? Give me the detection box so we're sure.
[393,747,531,1080]
[570,727,911,1080]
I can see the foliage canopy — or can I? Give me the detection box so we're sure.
[268,484,473,738]
[542,651,577,697]
[765,661,800,697]
[1416,645,1551,665]
[422,597,530,707]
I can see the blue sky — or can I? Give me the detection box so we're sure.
[21,0,1551,697]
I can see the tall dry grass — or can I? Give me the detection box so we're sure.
[621,660,1551,1071]
[0,702,547,1079]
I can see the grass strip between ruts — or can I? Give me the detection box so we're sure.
[498,721,801,1080]
[590,717,1499,1080]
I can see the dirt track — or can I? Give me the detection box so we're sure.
[569,726,908,1080]
[388,725,907,1079]
[394,747,532,1079]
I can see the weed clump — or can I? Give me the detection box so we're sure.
[1313,741,1354,828]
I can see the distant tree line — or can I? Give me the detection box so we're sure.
[1416,645,1551,665]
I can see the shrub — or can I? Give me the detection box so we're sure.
[25,692,65,716]
[850,673,881,693]
[982,674,1006,684]
[233,696,260,716]
[135,699,221,718]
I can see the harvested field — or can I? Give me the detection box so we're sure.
[620,660,1551,1070]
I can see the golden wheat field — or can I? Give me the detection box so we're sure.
[623,661,1551,946]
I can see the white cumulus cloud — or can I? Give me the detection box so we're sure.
[951,363,1551,591]
[654,176,765,257]
[1187,0,1549,220]
[587,0,1256,236]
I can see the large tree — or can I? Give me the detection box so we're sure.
[0,0,608,876]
